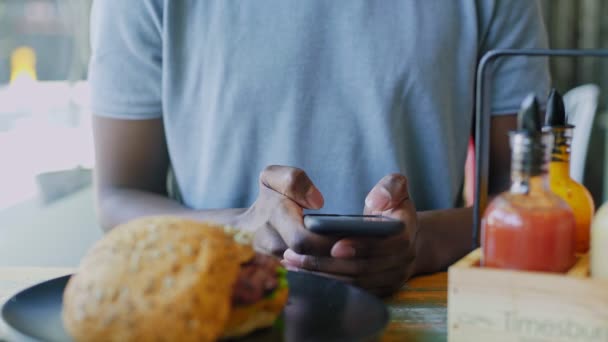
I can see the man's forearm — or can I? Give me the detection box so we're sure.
[97,187,246,232]
[413,207,474,275]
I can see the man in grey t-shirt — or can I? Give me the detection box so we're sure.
[90,1,549,294]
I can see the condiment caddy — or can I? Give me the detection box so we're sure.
[448,48,608,342]
[448,249,608,342]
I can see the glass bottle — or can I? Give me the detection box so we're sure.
[482,95,576,272]
[543,89,595,253]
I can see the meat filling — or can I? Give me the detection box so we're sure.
[231,253,280,306]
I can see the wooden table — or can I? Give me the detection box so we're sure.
[0,268,448,341]
[383,273,448,341]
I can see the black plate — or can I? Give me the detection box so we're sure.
[2,272,388,342]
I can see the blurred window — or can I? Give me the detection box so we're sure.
[0,0,92,209]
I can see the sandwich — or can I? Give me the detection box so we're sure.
[62,216,288,342]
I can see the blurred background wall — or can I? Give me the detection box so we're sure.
[541,0,608,101]
[0,0,90,83]
[540,0,608,205]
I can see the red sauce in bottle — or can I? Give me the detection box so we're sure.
[482,179,576,272]
[481,94,576,273]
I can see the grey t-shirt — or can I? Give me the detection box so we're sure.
[90,0,549,213]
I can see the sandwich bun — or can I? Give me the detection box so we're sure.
[62,216,285,342]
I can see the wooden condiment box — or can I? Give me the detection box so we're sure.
[448,249,608,342]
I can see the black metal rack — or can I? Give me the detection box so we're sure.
[473,48,608,248]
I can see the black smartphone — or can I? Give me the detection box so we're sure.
[303,214,404,237]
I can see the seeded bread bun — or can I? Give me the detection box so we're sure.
[62,216,257,342]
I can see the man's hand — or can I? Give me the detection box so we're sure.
[282,174,419,296]
[235,165,336,257]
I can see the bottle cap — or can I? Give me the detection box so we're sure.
[510,94,553,176]
[544,89,574,128]
[542,89,573,161]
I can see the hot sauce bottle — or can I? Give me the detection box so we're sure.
[482,94,576,272]
[543,89,595,253]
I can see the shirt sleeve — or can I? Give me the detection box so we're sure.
[88,0,163,119]
[478,0,551,115]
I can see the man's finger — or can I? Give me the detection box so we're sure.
[364,173,410,212]
[331,234,411,258]
[271,202,336,256]
[279,262,355,284]
[253,224,288,257]
[283,248,408,276]
[260,165,324,209]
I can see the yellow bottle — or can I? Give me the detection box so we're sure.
[544,89,595,253]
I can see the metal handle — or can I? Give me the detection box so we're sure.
[472,48,608,249]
